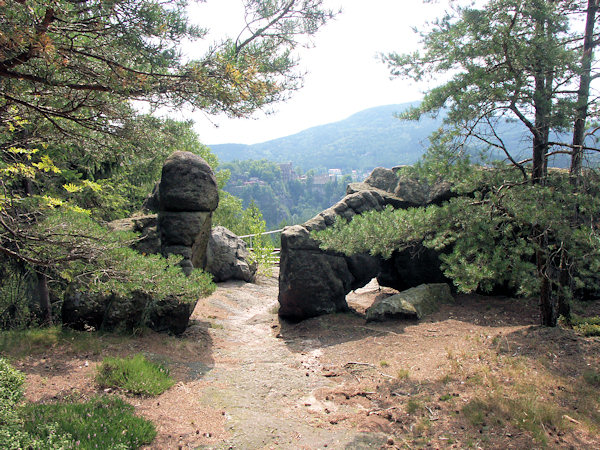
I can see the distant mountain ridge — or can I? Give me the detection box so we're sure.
[209,102,574,171]
[209,102,441,172]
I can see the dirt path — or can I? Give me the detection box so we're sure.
[183,272,384,449]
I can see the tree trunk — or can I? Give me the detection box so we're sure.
[557,247,571,322]
[37,272,52,325]
[537,230,557,327]
[570,0,599,183]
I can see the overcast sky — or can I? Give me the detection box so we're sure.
[182,0,447,145]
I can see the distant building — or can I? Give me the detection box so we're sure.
[244,177,265,186]
[312,174,330,185]
[328,168,342,179]
[279,162,297,182]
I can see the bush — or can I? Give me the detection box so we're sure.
[96,353,174,396]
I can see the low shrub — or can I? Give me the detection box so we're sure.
[22,396,156,449]
[571,315,600,337]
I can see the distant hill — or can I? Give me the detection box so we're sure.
[209,103,442,172]
[209,103,574,171]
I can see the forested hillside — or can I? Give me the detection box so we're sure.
[221,159,349,228]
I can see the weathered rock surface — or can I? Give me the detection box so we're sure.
[62,289,195,335]
[278,167,453,322]
[365,283,454,321]
[159,151,219,212]
[158,151,219,272]
[205,226,257,282]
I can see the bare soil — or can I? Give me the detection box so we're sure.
[15,270,600,449]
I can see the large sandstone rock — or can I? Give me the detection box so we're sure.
[159,151,219,212]
[278,169,453,322]
[158,151,219,271]
[62,289,195,335]
[205,226,257,282]
[365,283,454,321]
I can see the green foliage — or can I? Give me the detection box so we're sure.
[1,1,334,325]
[0,357,25,405]
[95,354,175,396]
[26,209,215,302]
[241,201,276,270]
[22,396,156,449]
[315,163,600,300]
[221,159,350,228]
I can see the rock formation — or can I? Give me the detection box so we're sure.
[278,167,452,322]
[158,151,219,274]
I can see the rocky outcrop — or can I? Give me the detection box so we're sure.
[278,167,452,322]
[62,290,194,335]
[158,151,219,273]
[205,226,257,282]
[365,283,454,322]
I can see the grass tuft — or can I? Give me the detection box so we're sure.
[397,368,410,380]
[462,392,565,445]
[95,353,174,396]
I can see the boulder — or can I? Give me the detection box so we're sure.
[365,283,454,322]
[278,187,398,321]
[394,176,453,205]
[62,289,195,335]
[205,226,257,282]
[159,151,219,212]
[142,182,160,212]
[363,167,399,192]
[158,211,212,247]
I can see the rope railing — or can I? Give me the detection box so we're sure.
[239,229,284,266]
[238,228,284,248]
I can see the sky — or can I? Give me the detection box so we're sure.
[182,0,447,145]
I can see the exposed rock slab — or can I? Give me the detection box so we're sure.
[365,283,454,322]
